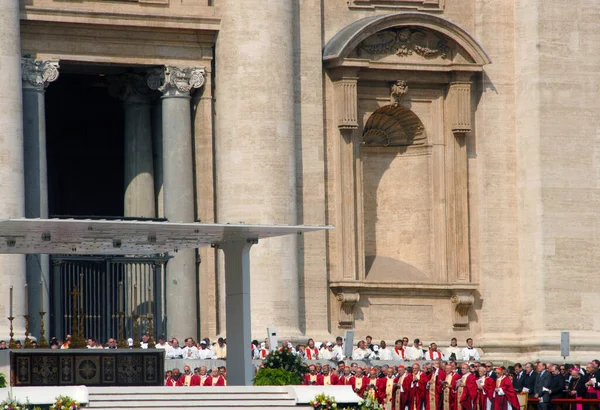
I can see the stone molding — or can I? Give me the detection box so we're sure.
[21,58,59,90]
[348,0,444,12]
[450,290,475,328]
[147,66,205,97]
[323,12,491,69]
[335,292,360,328]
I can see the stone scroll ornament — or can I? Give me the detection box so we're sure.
[357,27,450,59]
[21,58,60,89]
[147,66,205,96]
[336,292,360,328]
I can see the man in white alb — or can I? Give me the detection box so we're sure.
[461,338,481,361]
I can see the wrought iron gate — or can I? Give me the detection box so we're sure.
[50,255,169,345]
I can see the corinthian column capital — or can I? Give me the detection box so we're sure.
[147,66,205,97]
[21,58,60,90]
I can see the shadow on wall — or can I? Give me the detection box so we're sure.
[365,255,430,282]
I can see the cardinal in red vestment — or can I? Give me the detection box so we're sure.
[493,367,520,410]
[457,363,478,410]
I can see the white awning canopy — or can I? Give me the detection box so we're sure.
[0,218,331,255]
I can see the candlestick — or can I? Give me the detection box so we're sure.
[118,281,123,313]
[8,316,16,349]
[24,283,28,315]
[24,314,32,349]
[9,286,13,318]
[133,283,138,313]
[39,281,43,313]
[39,311,48,348]
[80,273,84,310]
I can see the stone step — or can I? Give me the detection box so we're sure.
[89,393,292,401]
[88,407,312,410]
[88,386,290,394]
[88,399,298,407]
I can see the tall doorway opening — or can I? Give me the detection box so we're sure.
[46,65,125,217]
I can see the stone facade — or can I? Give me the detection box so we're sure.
[0,0,599,361]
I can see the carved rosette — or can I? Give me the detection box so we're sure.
[450,291,475,328]
[335,292,360,328]
[21,58,60,90]
[147,66,206,97]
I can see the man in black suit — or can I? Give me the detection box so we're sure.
[534,362,553,410]
[548,364,566,408]
[513,363,526,393]
[523,362,538,397]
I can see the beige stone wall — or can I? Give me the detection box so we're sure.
[14,0,600,360]
[537,0,600,336]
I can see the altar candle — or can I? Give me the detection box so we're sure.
[24,283,28,315]
[9,286,13,317]
[118,281,123,312]
[39,281,43,312]
[133,284,138,312]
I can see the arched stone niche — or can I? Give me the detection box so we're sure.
[324,12,489,330]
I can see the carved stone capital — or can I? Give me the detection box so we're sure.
[147,66,205,97]
[447,76,472,134]
[450,291,475,328]
[335,292,360,328]
[21,58,59,90]
[332,72,359,130]
[108,73,152,102]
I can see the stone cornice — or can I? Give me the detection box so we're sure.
[329,280,479,296]
[21,6,220,31]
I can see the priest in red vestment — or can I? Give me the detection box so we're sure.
[457,363,478,410]
[179,366,201,386]
[395,366,412,410]
[426,362,447,410]
[376,367,398,407]
[338,366,355,389]
[476,366,495,410]
[303,364,325,385]
[204,367,226,386]
[354,367,370,396]
[443,364,462,410]
[410,363,428,410]
[493,367,520,410]
[165,369,182,387]
[322,364,339,386]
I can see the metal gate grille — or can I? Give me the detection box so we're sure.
[51,255,168,345]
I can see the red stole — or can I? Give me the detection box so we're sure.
[395,346,406,359]
[306,347,319,360]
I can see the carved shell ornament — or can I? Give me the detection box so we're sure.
[362,105,426,147]
[357,27,450,59]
